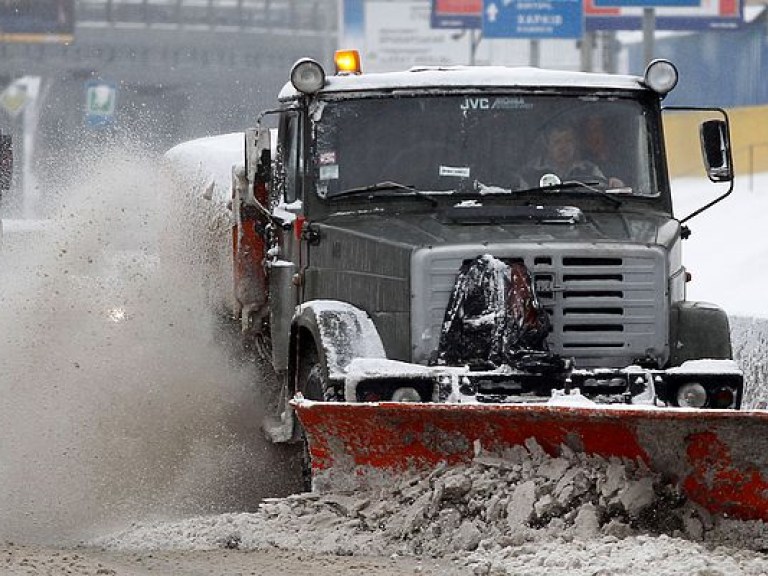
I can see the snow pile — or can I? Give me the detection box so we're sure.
[92,438,768,573]
[731,316,768,408]
[674,173,768,319]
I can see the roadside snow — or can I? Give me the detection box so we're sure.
[673,174,768,318]
[94,438,768,575]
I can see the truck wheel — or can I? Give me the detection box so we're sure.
[297,347,325,400]
[296,345,341,402]
[295,345,328,491]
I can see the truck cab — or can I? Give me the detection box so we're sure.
[238,54,742,432]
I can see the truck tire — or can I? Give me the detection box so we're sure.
[296,344,334,400]
[295,343,329,491]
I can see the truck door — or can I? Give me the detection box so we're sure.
[278,109,309,304]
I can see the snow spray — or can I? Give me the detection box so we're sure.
[0,141,300,545]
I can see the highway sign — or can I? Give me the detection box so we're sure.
[0,82,28,118]
[431,0,483,28]
[483,0,584,38]
[85,81,117,128]
[585,0,741,29]
[342,0,472,72]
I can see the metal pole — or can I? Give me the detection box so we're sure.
[602,31,618,74]
[642,7,655,66]
[324,0,335,69]
[530,40,540,67]
[580,31,594,72]
[470,28,482,66]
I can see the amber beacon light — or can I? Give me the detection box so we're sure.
[335,50,362,75]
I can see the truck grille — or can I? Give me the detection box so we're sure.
[412,246,667,369]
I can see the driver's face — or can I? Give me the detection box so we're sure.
[549,129,576,166]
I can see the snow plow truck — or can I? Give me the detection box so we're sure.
[222,52,768,521]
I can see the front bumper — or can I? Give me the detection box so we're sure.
[339,357,743,409]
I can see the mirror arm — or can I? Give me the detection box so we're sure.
[679,177,734,224]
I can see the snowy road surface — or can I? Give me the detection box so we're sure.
[1,544,458,575]
[2,149,768,575]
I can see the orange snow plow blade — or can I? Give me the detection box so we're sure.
[293,400,768,522]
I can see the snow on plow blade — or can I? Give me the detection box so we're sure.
[293,399,768,522]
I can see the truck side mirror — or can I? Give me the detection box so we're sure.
[700,119,732,183]
[244,126,272,206]
[245,127,271,185]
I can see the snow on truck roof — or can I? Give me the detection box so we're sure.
[278,65,647,100]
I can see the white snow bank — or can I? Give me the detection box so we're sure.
[93,438,768,575]
[674,173,768,319]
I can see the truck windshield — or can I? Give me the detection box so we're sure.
[314,94,660,200]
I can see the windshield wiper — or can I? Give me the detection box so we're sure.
[510,180,625,207]
[330,181,439,206]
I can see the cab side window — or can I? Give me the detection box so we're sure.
[281,112,303,204]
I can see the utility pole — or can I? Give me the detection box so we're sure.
[530,40,540,67]
[642,7,655,65]
[580,31,595,72]
[470,28,483,65]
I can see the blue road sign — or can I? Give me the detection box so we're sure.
[483,0,584,39]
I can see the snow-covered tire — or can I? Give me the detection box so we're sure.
[296,345,338,491]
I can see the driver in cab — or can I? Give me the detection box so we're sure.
[530,124,624,189]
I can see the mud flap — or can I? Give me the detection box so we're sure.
[293,399,768,522]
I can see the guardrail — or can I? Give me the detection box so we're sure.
[76,0,335,30]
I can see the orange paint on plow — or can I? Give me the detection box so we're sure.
[294,400,768,522]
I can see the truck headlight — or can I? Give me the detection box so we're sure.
[677,382,707,408]
[392,387,421,403]
[710,387,735,409]
[290,58,325,94]
[644,60,678,96]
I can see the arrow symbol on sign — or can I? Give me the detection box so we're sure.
[486,1,499,22]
